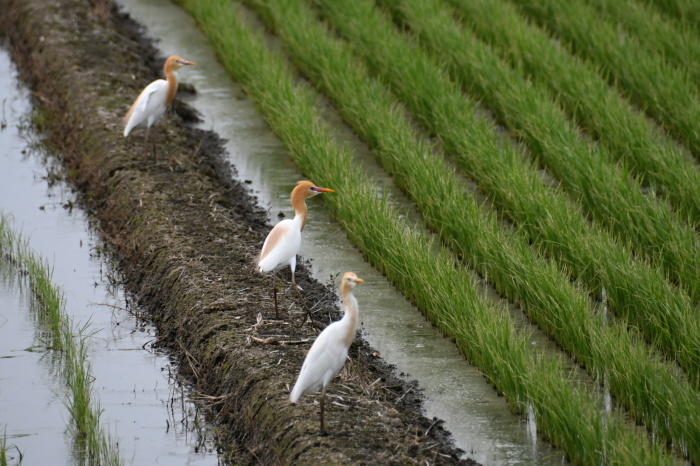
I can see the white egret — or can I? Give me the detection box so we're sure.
[123,55,195,160]
[258,180,334,319]
[290,272,364,434]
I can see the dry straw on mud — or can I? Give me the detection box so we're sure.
[1,0,473,461]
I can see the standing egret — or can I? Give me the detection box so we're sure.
[123,55,195,160]
[290,272,364,434]
[258,180,334,319]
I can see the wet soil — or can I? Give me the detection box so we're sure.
[0,0,476,463]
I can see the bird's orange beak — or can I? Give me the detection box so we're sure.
[354,278,364,283]
[184,61,196,66]
[311,187,334,193]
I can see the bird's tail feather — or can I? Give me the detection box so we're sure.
[290,382,303,403]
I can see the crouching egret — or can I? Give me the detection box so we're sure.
[123,55,195,160]
[290,272,363,434]
[258,180,334,319]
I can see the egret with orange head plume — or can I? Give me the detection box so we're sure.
[258,180,334,319]
[123,55,196,160]
[290,272,364,434]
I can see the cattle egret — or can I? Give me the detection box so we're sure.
[258,180,334,319]
[290,272,364,434]
[123,55,195,160]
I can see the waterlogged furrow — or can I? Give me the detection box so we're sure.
[582,0,700,85]
[379,0,700,304]
[0,214,120,466]
[509,0,700,158]
[311,0,700,387]
[174,0,674,463]
[243,0,700,460]
[447,0,700,228]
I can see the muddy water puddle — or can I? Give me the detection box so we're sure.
[0,49,219,464]
[114,0,568,463]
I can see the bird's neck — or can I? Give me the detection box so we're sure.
[341,287,359,347]
[291,195,309,231]
[165,67,178,107]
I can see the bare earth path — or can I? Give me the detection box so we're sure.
[0,0,475,463]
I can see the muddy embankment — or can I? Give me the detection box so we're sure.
[0,0,475,463]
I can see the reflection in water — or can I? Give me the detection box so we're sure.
[0,49,219,464]
[0,268,71,464]
[116,0,565,463]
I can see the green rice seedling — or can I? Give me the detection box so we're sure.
[581,0,700,85]
[0,431,11,466]
[310,0,700,387]
[0,214,120,466]
[377,0,700,303]
[0,436,22,466]
[177,0,677,462]
[644,0,700,30]
[445,0,700,228]
[243,0,700,460]
[508,0,700,159]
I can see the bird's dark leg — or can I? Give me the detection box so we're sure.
[273,272,279,319]
[152,127,158,161]
[293,271,316,327]
[143,126,150,159]
[320,386,327,435]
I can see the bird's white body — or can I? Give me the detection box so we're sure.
[290,273,362,404]
[257,181,334,318]
[123,79,170,137]
[123,56,194,159]
[257,214,303,276]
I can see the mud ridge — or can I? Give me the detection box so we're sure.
[0,0,474,463]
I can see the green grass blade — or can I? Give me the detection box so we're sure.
[509,0,700,159]
[446,0,700,228]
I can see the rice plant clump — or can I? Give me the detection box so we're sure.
[0,213,120,466]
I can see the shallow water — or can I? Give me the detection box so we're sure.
[115,0,566,463]
[0,49,219,465]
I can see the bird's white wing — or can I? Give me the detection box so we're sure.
[123,79,169,136]
[290,322,350,402]
[258,219,301,273]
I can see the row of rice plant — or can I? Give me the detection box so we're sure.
[243,0,700,460]
[309,0,700,389]
[0,214,120,466]
[581,0,700,84]
[390,1,700,301]
[645,0,700,30]
[447,0,700,228]
[509,0,700,159]
[375,0,700,304]
[175,0,676,462]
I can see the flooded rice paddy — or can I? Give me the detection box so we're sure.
[0,49,219,464]
[115,0,565,463]
[0,0,575,461]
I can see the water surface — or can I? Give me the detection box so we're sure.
[115,0,565,463]
[0,47,219,465]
